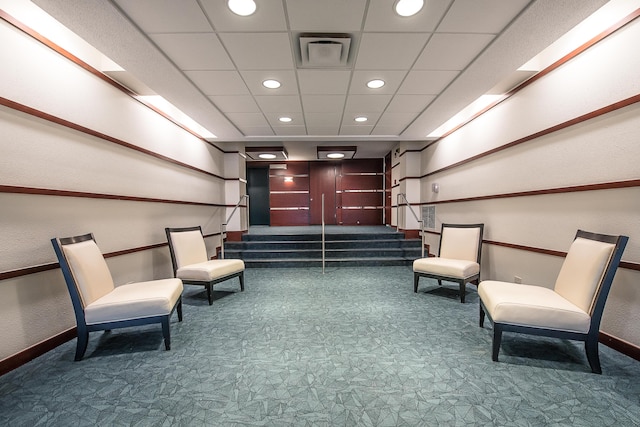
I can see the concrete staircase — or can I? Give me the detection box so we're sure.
[222,229,422,268]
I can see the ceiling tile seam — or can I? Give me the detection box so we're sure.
[396,0,510,136]
[196,0,275,137]
[337,0,371,137]
[109,0,246,137]
[283,0,309,137]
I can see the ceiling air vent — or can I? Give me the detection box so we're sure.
[299,33,351,68]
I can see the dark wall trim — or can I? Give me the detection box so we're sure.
[0,184,225,207]
[422,94,640,179]
[0,96,226,180]
[422,179,640,205]
[0,327,77,376]
[0,234,223,282]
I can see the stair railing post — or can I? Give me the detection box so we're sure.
[398,193,424,258]
[322,193,325,274]
[220,194,249,260]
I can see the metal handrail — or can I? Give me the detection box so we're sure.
[397,193,425,258]
[220,194,249,259]
[321,193,325,274]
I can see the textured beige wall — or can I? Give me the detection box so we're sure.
[0,16,238,360]
[419,18,640,346]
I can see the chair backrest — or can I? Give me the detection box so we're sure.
[165,226,208,273]
[554,230,628,317]
[438,223,484,262]
[51,233,116,313]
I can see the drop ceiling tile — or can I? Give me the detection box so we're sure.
[273,125,307,136]
[114,0,212,33]
[344,95,392,113]
[301,95,346,113]
[200,0,287,32]
[341,111,382,125]
[254,96,302,113]
[298,70,351,95]
[438,0,531,33]
[349,70,407,95]
[364,0,450,32]
[226,112,270,127]
[185,70,250,95]
[414,33,495,70]
[264,112,304,127]
[376,112,415,128]
[385,94,436,113]
[306,125,340,135]
[209,95,261,113]
[149,33,234,70]
[305,112,342,127]
[371,124,405,135]
[239,126,275,136]
[239,70,298,95]
[219,33,294,70]
[340,125,374,135]
[355,33,429,70]
[397,70,458,95]
[286,0,367,32]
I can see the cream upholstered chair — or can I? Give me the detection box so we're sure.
[479,230,628,374]
[413,223,484,303]
[51,233,183,361]
[165,226,245,305]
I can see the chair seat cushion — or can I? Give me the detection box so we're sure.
[177,259,245,282]
[85,278,183,325]
[413,257,479,279]
[478,280,591,334]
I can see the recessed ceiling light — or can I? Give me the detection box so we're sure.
[354,116,368,122]
[394,0,424,17]
[278,116,292,123]
[262,79,281,89]
[327,153,345,159]
[258,153,277,159]
[228,0,256,16]
[367,79,385,89]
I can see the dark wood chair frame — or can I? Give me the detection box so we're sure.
[165,226,244,306]
[52,233,183,361]
[414,223,484,303]
[479,230,628,374]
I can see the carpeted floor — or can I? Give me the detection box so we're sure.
[1,266,639,426]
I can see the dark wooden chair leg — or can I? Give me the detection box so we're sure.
[413,274,419,293]
[206,284,213,305]
[177,298,183,322]
[585,337,602,374]
[239,272,245,292]
[459,281,466,303]
[75,327,89,361]
[161,317,171,350]
[437,279,442,287]
[492,325,503,362]
[479,304,485,327]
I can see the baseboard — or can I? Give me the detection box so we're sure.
[600,331,640,362]
[0,327,76,376]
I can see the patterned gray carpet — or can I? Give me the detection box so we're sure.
[1,266,639,426]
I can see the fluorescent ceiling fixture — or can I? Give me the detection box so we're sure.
[278,117,292,123]
[367,79,385,89]
[262,79,281,89]
[259,153,277,159]
[283,176,294,182]
[394,0,424,17]
[354,116,368,122]
[228,0,256,16]
[519,0,638,72]
[427,94,503,138]
[137,95,217,138]
[327,153,345,159]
